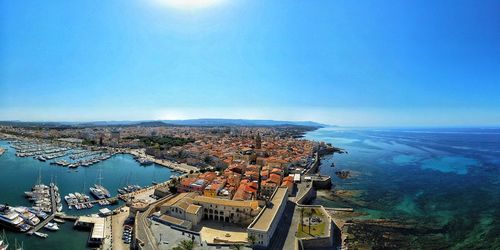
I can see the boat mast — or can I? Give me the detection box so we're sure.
[1,229,9,248]
[37,165,42,185]
[97,168,103,186]
[82,173,86,192]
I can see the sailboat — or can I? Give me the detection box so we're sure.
[14,238,24,250]
[118,172,141,194]
[90,169,110,199]
[0,230,9,250]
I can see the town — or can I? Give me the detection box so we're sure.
[0,122,345,250]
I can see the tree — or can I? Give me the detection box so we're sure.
[172,239,196,250]
[230,244,243,250]
[300,207,305,231]
[169,177,179,194]
[169,185,178,194]
[170,177,178,186]
[306,209,313,235]
[247,234,257,246]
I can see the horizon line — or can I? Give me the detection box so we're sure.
[1,118,500,129]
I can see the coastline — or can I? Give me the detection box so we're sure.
[0,132,198,174]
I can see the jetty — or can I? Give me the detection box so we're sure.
[71,196,118,209]
[28,185,57,234]
[55,213,78,221]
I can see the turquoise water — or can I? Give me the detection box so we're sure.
[0,140,173,249]
[305,127,500,249]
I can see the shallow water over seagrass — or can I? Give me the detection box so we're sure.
[305,127,500,249]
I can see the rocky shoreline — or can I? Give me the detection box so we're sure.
[319,187,451,249]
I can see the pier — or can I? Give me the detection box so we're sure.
[55,213,78,221]
[28,185,57,234]
[71,196,119,208]
[28,214,55,235]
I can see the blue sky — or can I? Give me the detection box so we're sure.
[1,0,499,126]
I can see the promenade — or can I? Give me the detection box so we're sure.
[128,149,198,173]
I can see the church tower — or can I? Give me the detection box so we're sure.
[255,133,262,149]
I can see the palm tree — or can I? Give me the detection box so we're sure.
[307,209,313,235]
[172,239,195,250]
[299,207,305,231]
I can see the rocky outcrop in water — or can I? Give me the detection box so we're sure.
[335,170,351,179]
[343,219,449,249]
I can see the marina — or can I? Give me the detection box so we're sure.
[0,139,174,249]
[11,140,114,169]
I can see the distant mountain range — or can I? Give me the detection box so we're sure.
[160,119,328,127]
[0,119,330,128]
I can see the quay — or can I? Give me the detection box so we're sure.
[69,177,180,210]
[71,197,119,208]
[128,149,197,173]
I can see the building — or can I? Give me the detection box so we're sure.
[74,216,106,246]
[111,129,120,141]
[159,193,203,229]
[154,186,172,198]
[160,192,261,227]
[203,177,227,198]
[247,186,288,247]
[177,177,209,193]
[194,195,259,225]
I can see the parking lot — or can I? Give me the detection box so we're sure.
[149,220,250,250]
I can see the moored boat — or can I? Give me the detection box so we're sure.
[53,218,65,223]
[34,232,48,238]
[44,222,59,231]
[0,205,31,232]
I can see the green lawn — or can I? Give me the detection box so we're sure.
[296,208,327,238]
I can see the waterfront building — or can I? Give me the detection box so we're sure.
[153,186,172,198]
[74,216,106,246]
[247,186,289,247]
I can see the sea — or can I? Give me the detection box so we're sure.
[305,127,500,249]
[0,139,174,250]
